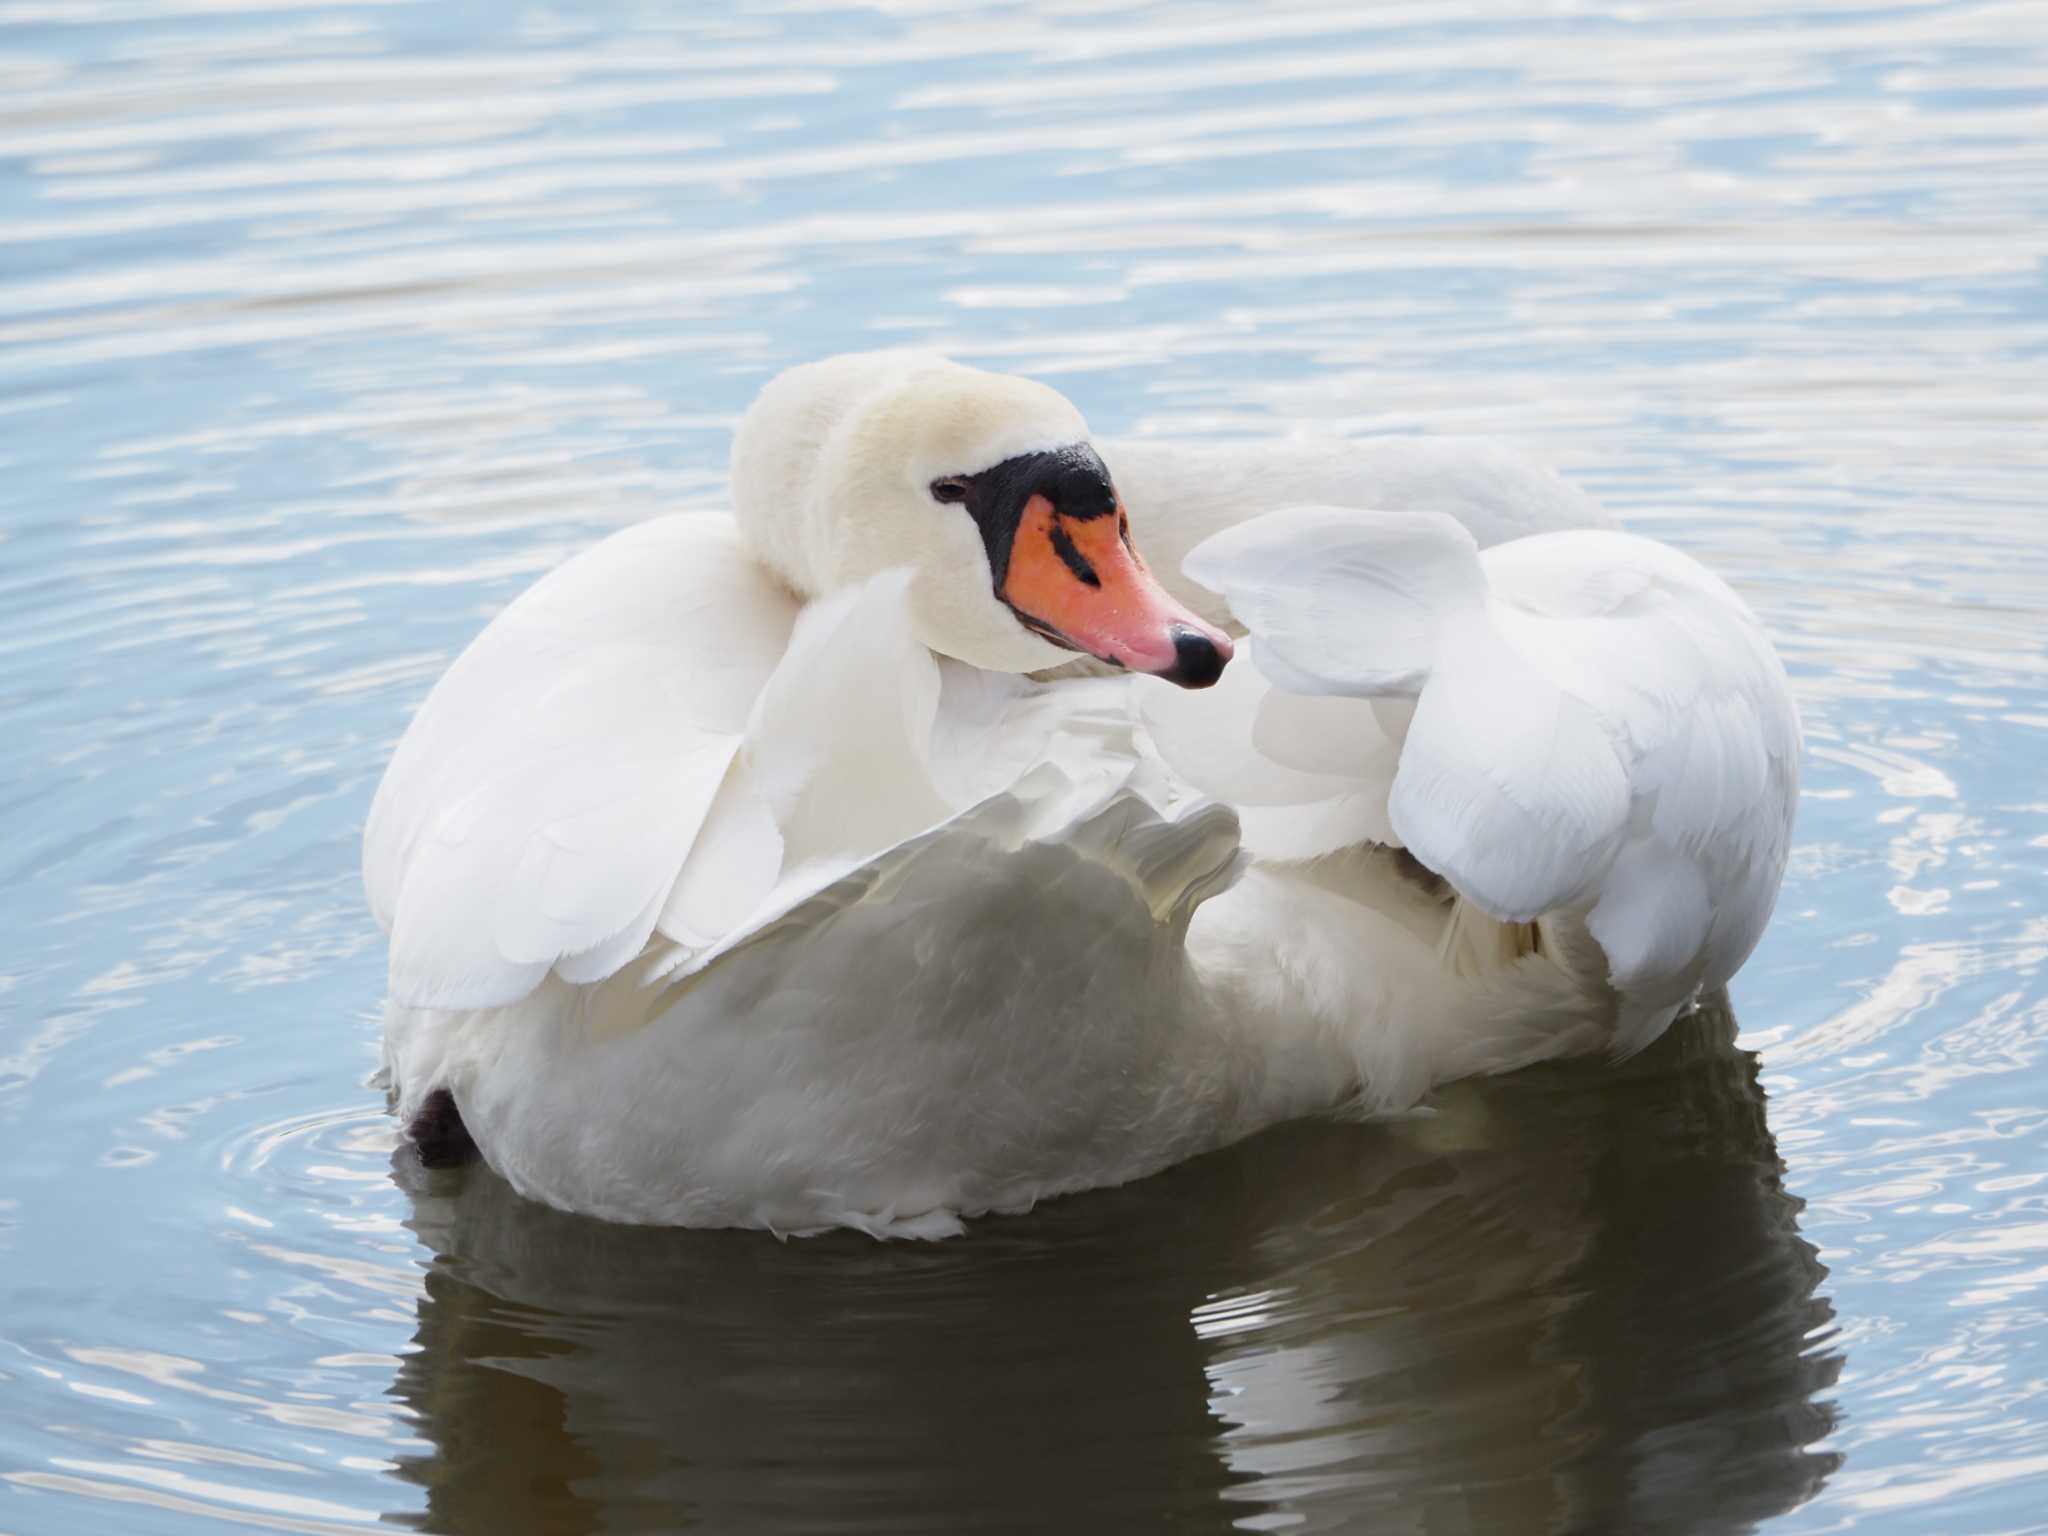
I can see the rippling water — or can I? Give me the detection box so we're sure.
[3,2,2045,1531]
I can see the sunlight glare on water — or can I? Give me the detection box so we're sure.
[2,2,2046,1532]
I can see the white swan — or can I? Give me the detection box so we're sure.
[365,351,1799,1236]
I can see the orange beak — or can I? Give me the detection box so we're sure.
[1000,495,1233,687]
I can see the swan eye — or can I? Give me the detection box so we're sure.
[929,477,970,505]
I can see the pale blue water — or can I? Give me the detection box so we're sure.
[3,2,2046,1532]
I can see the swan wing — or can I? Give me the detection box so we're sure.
[1135,650,1403,861]
[653,594,1158,981]
[1481,530,1801,1044]
[367,509,1141,1009]
[364,516,800,1010]
[652,565,951,952]
[1182,507,1800,1042]
[1142,507,1471,862]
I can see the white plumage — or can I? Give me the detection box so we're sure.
[1184,508,1800,1053]
[365,517,796,1010]
[365,351,1800,1235]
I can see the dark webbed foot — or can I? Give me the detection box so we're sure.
[407,1087,478,1168]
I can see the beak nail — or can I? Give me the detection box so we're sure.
[1162,626,1231,689]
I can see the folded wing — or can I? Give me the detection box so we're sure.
[1178,506,1801,1047]
[363,517,801,1009]
[366,515,1151,1011]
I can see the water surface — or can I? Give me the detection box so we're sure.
[3,2,2046,1531]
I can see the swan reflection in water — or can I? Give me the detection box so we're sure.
[385,997,1840,1534]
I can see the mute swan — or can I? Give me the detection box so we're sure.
[366,351,1799,1236]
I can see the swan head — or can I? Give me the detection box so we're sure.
[732,351,1233,686]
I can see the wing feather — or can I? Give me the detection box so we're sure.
[365,516,798,1010]
[1137,640,1402,860]
[1181,507,1801,1037]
